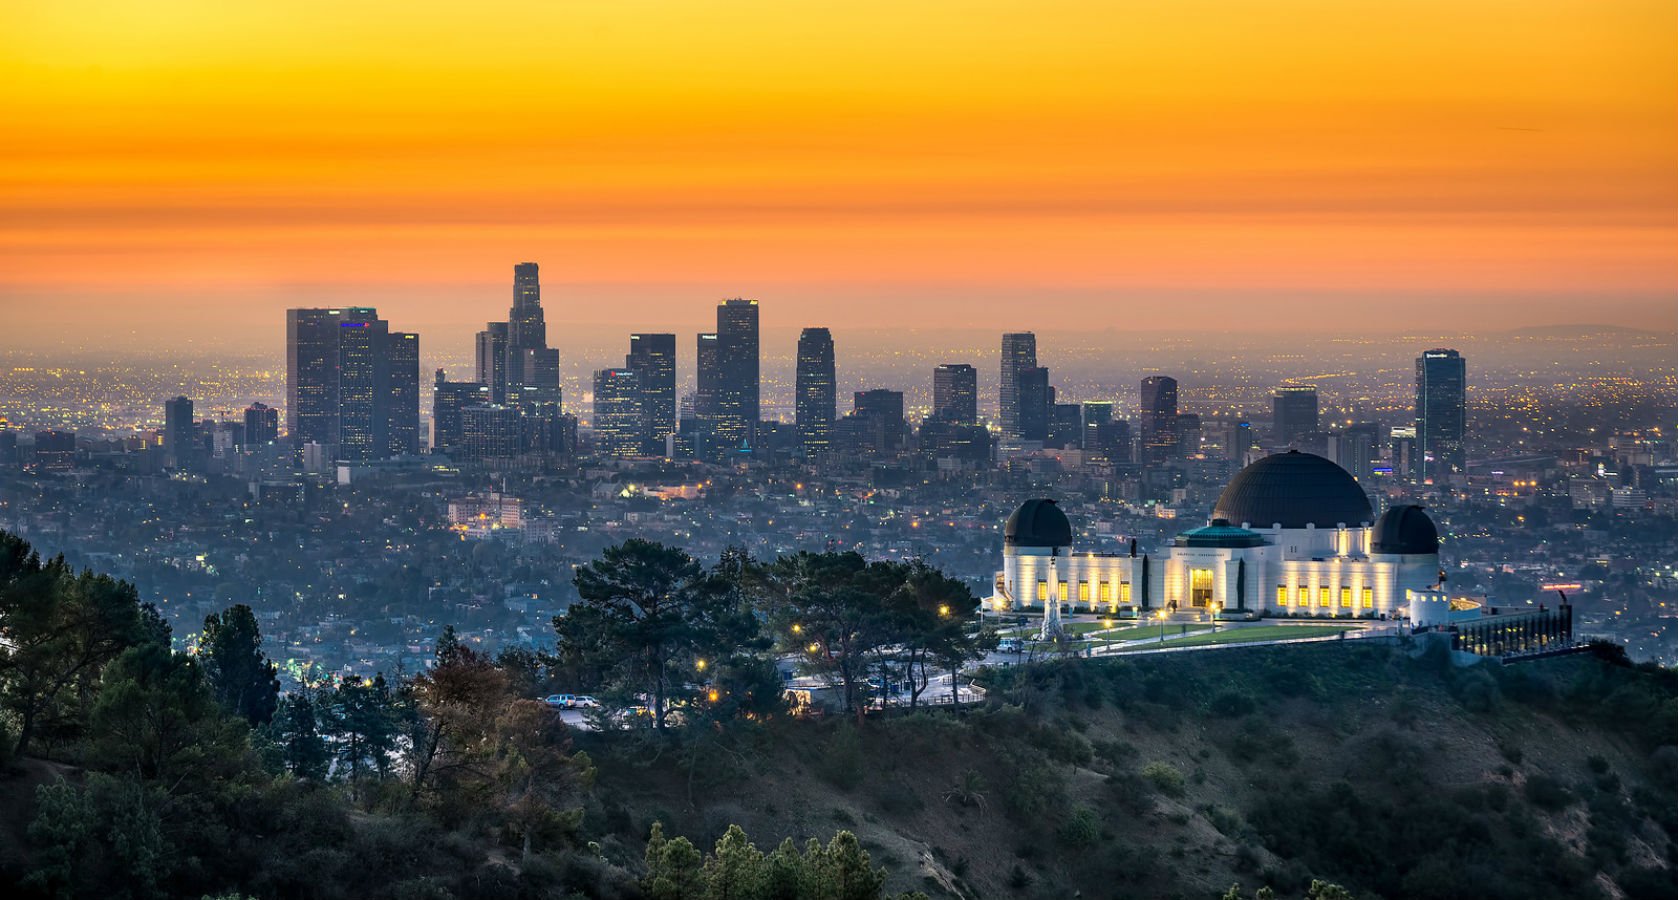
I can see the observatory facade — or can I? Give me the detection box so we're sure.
[992,451,1442,619]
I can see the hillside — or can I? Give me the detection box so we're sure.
[577,641,1678,900]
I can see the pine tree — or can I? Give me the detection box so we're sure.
[200,604,280,727]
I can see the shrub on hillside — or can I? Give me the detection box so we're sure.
[1141,761,1186,798]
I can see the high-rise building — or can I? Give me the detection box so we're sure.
[714,299,760,450]
[1416,348,1466,481]
[1272,384,1319,446]
[999,333,1037,439]
[1016,366,1050,443]
[460,405,521,461]
[163,396,195,468]
[386,332,420,456]
[695,330,719,415]
[626,333,677,455]
[795,328,836,459]
[1048,403,1083,450]
[849,389,905,454]
[286,307,419,461]
[1139,376,1179,463]
[432,370,489,456]
[592,368,643,458]
[475,321,509,404]
[1328,422,1382,483]
[500,263,562,407]
[1176,412,1203,458]
[33,430,76,471]
[933,364,978,424]
[243,402,279,447]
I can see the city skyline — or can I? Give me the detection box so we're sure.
[3,2,1675,346]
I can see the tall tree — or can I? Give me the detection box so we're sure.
[0,535,160,757]
[559,539,759,729]
[199,604,280,727]
[319,674,402,798]
[751,552,898,722]
[271,692,330,780]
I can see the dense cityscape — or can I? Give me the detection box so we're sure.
[1,263,1673,683]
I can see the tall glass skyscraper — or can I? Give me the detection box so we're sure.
[712,299,759,450]
[933,363,978,424]
[1272,384,1319,446]
[999,332,1037,439]
[286,307,419,461]
[627,333,677,455]
[592,368,643,459]
[1415,348,1466,481]
[477,263,560,407]
[795,328,836,459]
[1139,375,1179,464]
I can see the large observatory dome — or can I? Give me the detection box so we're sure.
[1004,499,1073,549]
[1212,451,1373,529]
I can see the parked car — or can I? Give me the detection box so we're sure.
[543,694,576,708]
[572,695,600,708]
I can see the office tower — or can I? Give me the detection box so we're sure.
[695,331,719,419]
[1176,412,1202,458]
[592,368,643,458]
[999,332,1037,439]
[163,396,195,468]
[1080,399,1107,450]
[1272,384,1319,446]
[627,333,677,455]
[504,262,561,406]
[933,363,978,424]
[0,428,18,468]
[795,328,836,459]
[1139,375,1179,463]
[1328,422,1381,483]
[1048,403,1082,449]
[1088,419,1132,463]
[285,307,418,462]
[432,369,489,456]
[712,298,760,450]
[1015,365,1050,442]
[1416,348,1467,481]
[460,405,521,460]
[1390,426,1419,480]
[475,322,509,404]
[243,402,279,447]
[286,308,340,447]
[1231,420,1253,462]
[850,389,905,454]
[385,332,420,456]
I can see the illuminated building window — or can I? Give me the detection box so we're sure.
[1099,582,1111,602]
[1340,587,1352,608]
[1277,586,1288,606]
[1298,586,1310,605]
[1079,581,1090,602]
[1120,582,1132,604]
[1059,582,1069,602]
[1362,587,1373,609]
[1037,581,1047,602]
[1318,587,1331,606]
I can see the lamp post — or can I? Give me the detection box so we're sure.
[1156,608,1168,643]
[1209,602,1220,634]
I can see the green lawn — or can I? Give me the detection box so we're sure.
[1123,624,1354,650]
[1108,622,1213,642]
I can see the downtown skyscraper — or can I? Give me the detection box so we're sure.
[1416,348,1467,481]
[795,327,836,459]
[285,307,420,461]
[707,298,759,451]
[626,333,677,455]
[999,332,1037,440]
[932,363,978,424]
[1139,375,1179,464]
[1272,384,1319,446]
[477,263,561,407]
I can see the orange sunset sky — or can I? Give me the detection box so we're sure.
[2,1,1675,346]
